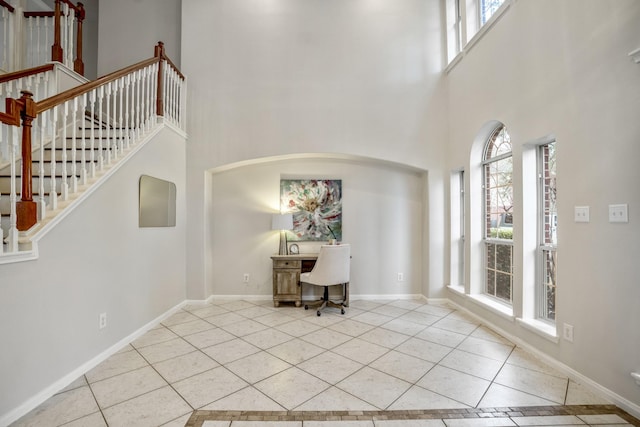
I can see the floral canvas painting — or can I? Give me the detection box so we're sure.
[280,179,342,241]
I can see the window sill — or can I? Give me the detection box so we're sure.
[467,294,515,322]
[447,284,465,296]
[517,318,559,343]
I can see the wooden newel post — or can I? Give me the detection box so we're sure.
[16,91,37,232]
[74,2,85,76]
[51,0,64,63]
[155,41,165,117]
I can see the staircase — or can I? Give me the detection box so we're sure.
[0,115,112,239]
[0,41,185,260]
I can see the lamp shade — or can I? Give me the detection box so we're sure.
[271,213,293,230]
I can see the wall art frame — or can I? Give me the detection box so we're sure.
[280,179,342,242]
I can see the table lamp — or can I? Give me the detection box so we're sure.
[272,213,294,255]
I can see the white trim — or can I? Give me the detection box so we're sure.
[209,294,273,302]
[0,299,188,427]
[3,293,640,424]
[350,293,426,301]
[0,247,38,265]
[448,299,640,419]
[467,293,515,321]
[524,134,557,148]
[447,284,465,296]
[0,121,187,265]
[445,0,513,73]
[629,47,640,64]
[516,317,558,343]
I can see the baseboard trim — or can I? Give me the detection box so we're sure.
[446,300,640,419]
[3,294,639,425]
[0,300,187,427]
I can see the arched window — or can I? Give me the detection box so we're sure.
[482,125,513,304]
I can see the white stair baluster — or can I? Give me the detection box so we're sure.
[150,63,158,123]
[148,64,154,129]
[130,72,136,144]
[1,8,7,71]
[88,89,96,178]
[48,106,57,211]
[170,69,177,126]
[118,76,124,155]
[142,65,149,131]
[135,69,141,140]
[37,111,46,220]
[97,85,104,171]
[80,93,87,185]
[166,67,173,124]
[70,97,78,193]
[111,81,119,160]
[36,16,41,66]
[6,126,18,252]
[67,9,75,68]
[43,16,49,66]
[104,82,111,165]
[124,74,131,150]
[60,101,69,200]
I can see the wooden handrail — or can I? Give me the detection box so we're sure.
[164,55,185,81]
[0,64,55,84]
[1,42,184,231]
[0,0,15,13]
[37,42,183,114]
[35,56,158,114]
[24,11,55,17]
[60,0,81,13]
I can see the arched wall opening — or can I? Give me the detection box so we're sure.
[203,153,429,301]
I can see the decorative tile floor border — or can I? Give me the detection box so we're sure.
[185,405,640,426]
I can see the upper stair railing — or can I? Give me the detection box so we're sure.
[1,0,85,75]
[0,41,185,258]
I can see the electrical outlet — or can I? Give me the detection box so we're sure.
[609,204,628,223]
[574,206,589,223]
[397,273,404,282]
[243,273,250,283]
[99,313,107,329]
[563,323,574,342]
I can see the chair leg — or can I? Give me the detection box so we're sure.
[304,284,347,316]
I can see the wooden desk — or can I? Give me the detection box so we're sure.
[270,254,350,308]
[271,254,318,307]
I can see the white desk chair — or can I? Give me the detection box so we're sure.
[301,244,350,316]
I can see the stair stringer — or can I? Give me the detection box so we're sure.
[0,118,187,265]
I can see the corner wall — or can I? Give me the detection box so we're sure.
[445,0,640,411]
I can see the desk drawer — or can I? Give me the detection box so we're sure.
[273,259,301,269]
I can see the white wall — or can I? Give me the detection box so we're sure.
[445,0,640,411]
[182,0,448,300]
[0,127,187,421]
[97,0,181,76]
[208,156,426,299]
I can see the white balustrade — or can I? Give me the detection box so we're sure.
[0,6,15,72]
[1,59,185,258]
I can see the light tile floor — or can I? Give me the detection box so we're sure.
[10,299,635,427]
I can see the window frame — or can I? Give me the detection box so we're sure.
[482,125,514,305]
[536,140,557,323]
[450,169,466,289]
[480,0,506,26]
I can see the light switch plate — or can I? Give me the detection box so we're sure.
[609,204,628,223]
[574,206,589,223]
